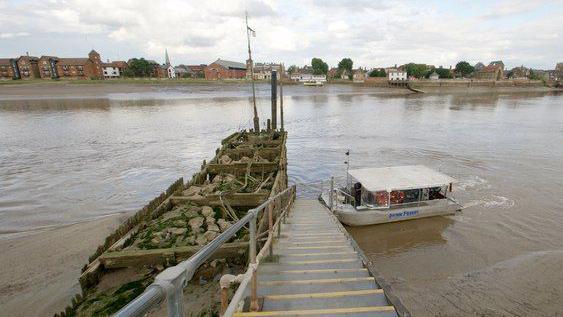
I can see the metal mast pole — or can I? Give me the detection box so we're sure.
[280,63,284,131]
[246,11,260,133]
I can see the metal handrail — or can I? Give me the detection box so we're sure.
[332,188,357,208]
[114,185,296,317]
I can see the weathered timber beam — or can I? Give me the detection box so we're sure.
[221,148,281,160]
[207,162,278,174]
[99,242,248,269]
[171,192,269,207]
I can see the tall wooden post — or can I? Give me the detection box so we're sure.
[271,70,277,130]
[279,64,284,131]
[246,12,260,133]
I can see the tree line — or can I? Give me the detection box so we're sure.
[286,59,478,79]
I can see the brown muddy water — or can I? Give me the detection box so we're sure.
[0,84,562,316]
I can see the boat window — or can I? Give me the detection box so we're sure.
[373,191,389,207]
[402,189,421,204]
[428,186,447,200]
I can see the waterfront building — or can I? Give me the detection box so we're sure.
[187,65,206,78]
[429,71,439,80]
[246,60,284,80]
[551,63,562,81]
[475,61,505,80]
[164,49,176,79]
[16,55,40,79]
[289,66,326,82]
[174,64,206,78]
[353,68,366,82]
[102,61,127,78]
[144,60,167,78]
[204,59,246,80]
[166,65,176,79]
[36,50,104,80]
[0,58,20,80]
[388,69,407,81]
[474,62,485,72]
[509,66,530,79]
[38,56,59,79]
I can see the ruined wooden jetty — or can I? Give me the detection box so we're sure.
[62,130,288,316]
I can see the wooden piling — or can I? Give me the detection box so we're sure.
[271,70,277,130]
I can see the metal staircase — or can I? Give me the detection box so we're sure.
[234,199,398,317]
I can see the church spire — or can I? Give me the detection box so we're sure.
[165,49,171,66]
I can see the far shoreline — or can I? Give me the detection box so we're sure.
[0,79,560,100]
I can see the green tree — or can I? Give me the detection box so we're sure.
[311,58,328,75]
[122,68,135,77]
[455,61,474,77]
[435,67,453,79]
[337,58,354,79]
[369,68,386,77]
[287,65,298,74]
[404,63,430,79]
[126,58,153,77]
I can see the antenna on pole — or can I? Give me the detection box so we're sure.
[246,11,260,133]
[279,63,284,131]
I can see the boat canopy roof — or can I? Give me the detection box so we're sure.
[348,165,457,192]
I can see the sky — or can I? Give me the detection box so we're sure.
[0,0,561,70]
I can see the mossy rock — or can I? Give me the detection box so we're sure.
[75,276,153,316]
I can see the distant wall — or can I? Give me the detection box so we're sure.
[409,79,544,88]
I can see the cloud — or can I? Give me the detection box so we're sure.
[0,0,560,69]
[0,32,29,39]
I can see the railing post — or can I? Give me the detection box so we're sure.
[220,286,229,316]
[249,212,259,311]
[329,177,334,210]
[268,202,274,257]
[166,278,185,317]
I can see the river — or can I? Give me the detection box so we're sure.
[0,83,562,316]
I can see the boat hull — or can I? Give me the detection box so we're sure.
[333,201,459,226]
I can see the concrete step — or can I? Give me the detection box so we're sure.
[262,289,389,311]
[259,259,363,272]
[258,268,370,281]
[234,306,397,317]
[275,241,351,248]
[255,277,379,296]
[274,245,356,255]
[274,252,358,262]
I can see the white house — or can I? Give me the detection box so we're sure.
[429,71,439,80]
[166,64,176,79]
[102,64,120,78]
[388,70,407,81]
[290,72,326,82]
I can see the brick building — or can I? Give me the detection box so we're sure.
[37,50,104,80]
[0,58,19,80]
[204,59,246,80]
[38,56,59,79]
[17,55,40,79]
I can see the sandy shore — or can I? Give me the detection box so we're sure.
[0,215,125,316]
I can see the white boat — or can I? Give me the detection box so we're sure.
[321,165,463,226]
[303,80,323,86]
